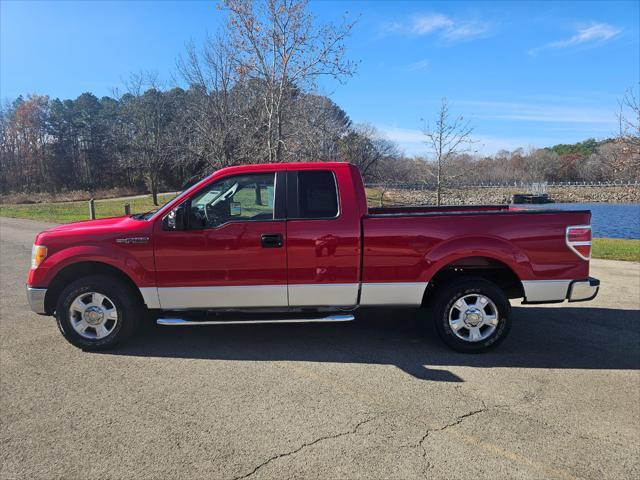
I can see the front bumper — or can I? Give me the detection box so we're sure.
[26,285,48,315]
[567,277,600,302]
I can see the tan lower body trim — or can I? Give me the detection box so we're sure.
[359,282,429,306]
[141,281,430,309]
[288,283,359,306]
[521,280,571,302]
[154,285,288,309]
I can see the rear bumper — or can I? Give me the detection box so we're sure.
[522,277,600,304]
[26,285,48,315]
[567,277,600,302]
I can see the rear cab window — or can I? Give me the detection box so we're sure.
[294,171,339,219]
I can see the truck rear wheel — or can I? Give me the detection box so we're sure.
[429,276,512,353]
[55,275,142,351]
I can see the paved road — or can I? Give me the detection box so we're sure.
[1,217,639,480]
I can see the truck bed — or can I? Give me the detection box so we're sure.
[362,207,592,285]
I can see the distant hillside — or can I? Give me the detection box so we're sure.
[545,138,615,157]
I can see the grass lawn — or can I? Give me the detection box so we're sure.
[592,238,640,262]
[0,193,177,224]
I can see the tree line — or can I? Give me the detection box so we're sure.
[2,88,637,203]
[1,0,638,203]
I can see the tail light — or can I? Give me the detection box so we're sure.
[566,225,592,260]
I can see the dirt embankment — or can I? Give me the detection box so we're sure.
[375,185,640,206]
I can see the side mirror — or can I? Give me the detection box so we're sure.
[162,203,187,231]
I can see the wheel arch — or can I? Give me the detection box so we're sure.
[44,261,144,315]
[422,255,524,307]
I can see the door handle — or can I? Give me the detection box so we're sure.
[261,233,283,248]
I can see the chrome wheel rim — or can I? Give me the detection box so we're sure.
[68,292,118,340]
[448,294,499,343]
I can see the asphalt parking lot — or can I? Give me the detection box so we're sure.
[1,217,639,480]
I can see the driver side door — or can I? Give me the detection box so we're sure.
[153,171,288,309]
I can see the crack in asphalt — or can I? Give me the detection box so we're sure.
[231,415,379,480]
[231,401,488,480]
[416,405,488,461]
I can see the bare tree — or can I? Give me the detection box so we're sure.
[603,86,640,180]
[618,86,640,145]
[338,123,399,180]
[177,36,257,169]
[422,98,475,205]
[120,73,180,205]
[221,0,357,162]
[287,94,351,161]
[524,149,560,182]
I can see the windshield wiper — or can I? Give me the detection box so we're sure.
[132,209,157,220]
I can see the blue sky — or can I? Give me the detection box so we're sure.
[1,0,638,155]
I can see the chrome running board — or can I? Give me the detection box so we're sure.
[157,314,355,326]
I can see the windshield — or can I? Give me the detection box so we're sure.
[131,175,213,220]
[188,173,275,229]
[131,192,181,220]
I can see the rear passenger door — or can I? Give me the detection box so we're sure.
[286,169,361,307]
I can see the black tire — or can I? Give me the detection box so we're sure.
[55,275,143,351]
[429,276,511,353]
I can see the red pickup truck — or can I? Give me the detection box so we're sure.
[26,162,599,353]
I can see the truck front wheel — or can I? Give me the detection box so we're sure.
[429,277,512,353]
[55,275,142,351]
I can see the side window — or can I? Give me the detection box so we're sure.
[297,171,339,219]
[189,173,275,228]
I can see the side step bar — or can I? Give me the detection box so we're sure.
[157,314,355,326]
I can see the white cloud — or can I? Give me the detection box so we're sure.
[382,13,492,43]
[379,126,425,145]
[459,100,615,124]
[529,23,621,55]
[411,14,453,34]
[380,20,403,34]
[442,23,490,41]
[406,59,430,71]
[378,126,556,156]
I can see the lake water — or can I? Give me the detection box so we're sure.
[520,203,640,240]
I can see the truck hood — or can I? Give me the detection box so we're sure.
[35,216,151,245]
[44,216,137,233]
